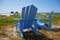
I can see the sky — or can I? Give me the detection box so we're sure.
[0,0,60,14]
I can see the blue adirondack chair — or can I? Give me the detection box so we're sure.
[14,5,54,38]
[36,11,54,30]
[14,18,20,32]
[14,5,38,38]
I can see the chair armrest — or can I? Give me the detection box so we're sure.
[14,18,20,23]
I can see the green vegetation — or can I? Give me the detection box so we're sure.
[0,13,21,26]
[52,13,60,22]
[0,13,60,40]
[36,13,60,23]
[0,13,60,26]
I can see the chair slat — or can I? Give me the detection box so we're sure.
[27,5,37,28]
[24,6,29,28]
[21,5,37,29]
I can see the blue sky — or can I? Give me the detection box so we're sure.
[0,0,60,13]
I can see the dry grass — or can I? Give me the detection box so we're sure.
[38,29,60,40]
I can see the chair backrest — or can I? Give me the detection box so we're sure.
[47,11,54,20]
[47,11,54,29]
[21,5,37,29]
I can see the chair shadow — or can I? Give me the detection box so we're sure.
[51,28,60,32]
[23,30,53,40]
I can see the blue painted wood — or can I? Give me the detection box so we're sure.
[21,7,25,29]
[21,5,37,29]
[19,7,26,37]
[16,5,38,38]
[14,5,53,38]
[22,7,25,20]
[28,5,37,20]
[36,11,54,30]
[47,11,54,29]
[32,20,38,35]
[20,19,24,37]
[28,5,37,28]
[24,6,29,28]
[16,23,20,32]
[14,18,20,32]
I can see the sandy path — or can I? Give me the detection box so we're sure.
[0,25,60,40]
[0,27,18,40]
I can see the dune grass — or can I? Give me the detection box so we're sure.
[0,13,60,40]
[0,13,20,26]
[0,13,60,26]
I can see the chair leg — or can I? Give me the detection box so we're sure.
[19,28,24,38]
[32,27,38,35]
[32,20,38,35]
[19,21,24,38]
[16,23,20,32]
